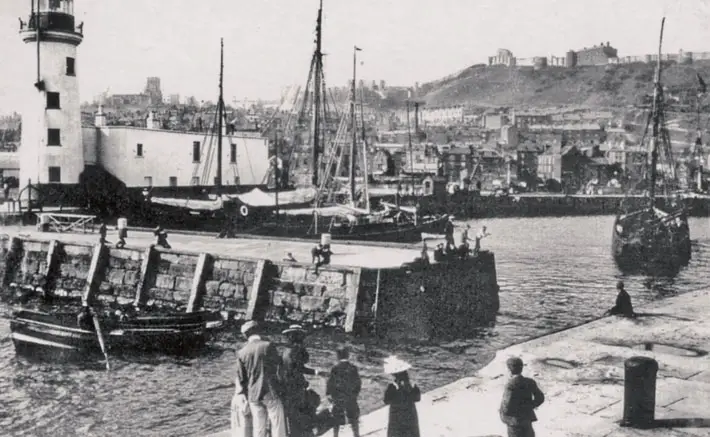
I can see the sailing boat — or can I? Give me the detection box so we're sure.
[242,45,449,243]
[611,18,691,273]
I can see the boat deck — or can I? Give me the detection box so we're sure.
[0,225,428,269]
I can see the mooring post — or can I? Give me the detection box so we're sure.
[246,259,268,320]
[134,245,155,307]
[42,239,62,291]
[82,243,107,306]
[2,237,23,287]
[186,253,210,313]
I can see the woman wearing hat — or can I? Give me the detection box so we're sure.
[383,356,421,437]
[280,324,320,437]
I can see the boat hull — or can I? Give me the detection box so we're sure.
[9,310,221,361]
[240,215,449,243]
[611,207,691,274]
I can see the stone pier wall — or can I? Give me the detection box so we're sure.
[0,236,500,334]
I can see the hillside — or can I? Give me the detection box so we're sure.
[418,62,710,109]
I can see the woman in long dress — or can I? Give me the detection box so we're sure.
[383,356,421,437]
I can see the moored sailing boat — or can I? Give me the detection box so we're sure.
[612,18,691,273]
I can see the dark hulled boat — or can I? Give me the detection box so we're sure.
[10,309,222,361]
[611,18,691,273]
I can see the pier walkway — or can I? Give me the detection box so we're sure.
[206,287,710,437]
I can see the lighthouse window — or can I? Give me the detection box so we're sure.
[169,177,178,187]
[46,92,60,109]
[230,143,236,163]
[48,166,61,183]
[192,141,201,162]
[66,57,75,76]
[47,128,61,146]
[136,143,143,157]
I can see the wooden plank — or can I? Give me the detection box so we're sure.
[186,253,210,313]
[134,246,155,307]
[82,243,106,306]
[344,267,363,333]
[43,239,59,277]
[245,259,267,320]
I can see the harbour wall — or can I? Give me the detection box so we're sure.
[390,193,710,218]
[0,235,499,336]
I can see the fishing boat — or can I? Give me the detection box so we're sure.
[9,308,222,361]
[611,18,691,273]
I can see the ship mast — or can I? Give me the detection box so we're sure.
[648,17,665,206]
[312,0,323,187]
[350,46,360,205]
[216,38,224,191]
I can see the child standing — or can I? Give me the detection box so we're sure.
[383,356,420,437]
[326,347,361,437]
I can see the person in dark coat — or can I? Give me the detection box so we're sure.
[606,281,635,318]
[327,347,361,437]
[281,324,320,437]
[499,357,545,437]
[444,216,455,251]
[383,356,420,437]
[233,321,287,437]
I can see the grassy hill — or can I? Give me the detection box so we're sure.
[418,62,710,109]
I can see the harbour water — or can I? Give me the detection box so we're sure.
[1,215,709,437]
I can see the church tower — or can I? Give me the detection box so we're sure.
[18,0,85,199]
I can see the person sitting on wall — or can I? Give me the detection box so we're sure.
[320,245,332,266]
[605,281,636,318]
[311,244,323,265]
[154,226,171,249]
[98,221,109,245]
[433,244,445,262]
[284,252,298,262]
[417,242,430,265]
[115,226,127,249]
[444,216,456,252]
[474,226,491,256]
[77,306,95,331]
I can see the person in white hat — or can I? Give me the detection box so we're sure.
[383,356,421,437]
[280,324,321,437]
[233,321,287,437]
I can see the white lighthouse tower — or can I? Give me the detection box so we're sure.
[18,0,85,201]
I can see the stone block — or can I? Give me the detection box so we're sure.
[26,259,41,275]
[155,274,175,290]
[117,297,134,305]
[59,263,76,278]
[156,260,172,274]
[149,287,174,301]
[63,244,93,256]
[237,285,250,301]
[159,253,181,264]
[174,276,192,292]
[173,289,190,302]
[115,285,135,298]
[280,266,305,282]
[108,257,124,269]
[69,290,83,298]
[124,270,139,286]
[227,268,244,284]
[212,268,231,282]
[322,287,347,299]
[177,255,198,265]
[242,270,255,285]
[272,291,300,308]
[206,280,221,296]
[71,278,87,290]
[97,294,116,304]
[219,282,237,298]
[203,296,221,308]
[327,298,346,314]
[31,274,47,287]
[169,263,194,277]
[216,259,241,271]
[107,269,126,285]
[99,281,114,295]
[123,259,141,271]
[300,295,329,312]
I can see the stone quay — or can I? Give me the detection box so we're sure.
[0,226,499,337]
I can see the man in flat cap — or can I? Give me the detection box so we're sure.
[499,357,545,437]
[233,321,287,437]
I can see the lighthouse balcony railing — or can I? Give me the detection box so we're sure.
[27,12,80,35]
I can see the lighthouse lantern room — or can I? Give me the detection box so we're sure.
[18,0,85,201]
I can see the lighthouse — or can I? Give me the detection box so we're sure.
[18,0,85,201]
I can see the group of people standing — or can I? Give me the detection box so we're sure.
[231,321,424,437]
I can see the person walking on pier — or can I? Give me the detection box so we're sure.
[383,356,421,437]
[499,356,545,437]
[98,221,108,245]
[605,281,636,318]
[153,226,171,249]
[280,324,321,437]
[444,216,455,252]
[233,321,287,437]
[474,225,491,256]
[327,347,362,437]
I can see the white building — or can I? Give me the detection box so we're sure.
[15,0,269,199]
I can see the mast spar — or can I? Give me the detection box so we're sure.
[350,46,360,205]
[216,38,224,191]
[648,17,665,206]
[312,0,323,187]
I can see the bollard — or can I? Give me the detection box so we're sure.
[621,356,658,428]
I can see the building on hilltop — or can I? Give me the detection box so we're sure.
[571,42,618,67]
[144,76,163,105]
[488,49,516,67]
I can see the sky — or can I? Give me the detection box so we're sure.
[1,0,710,111]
